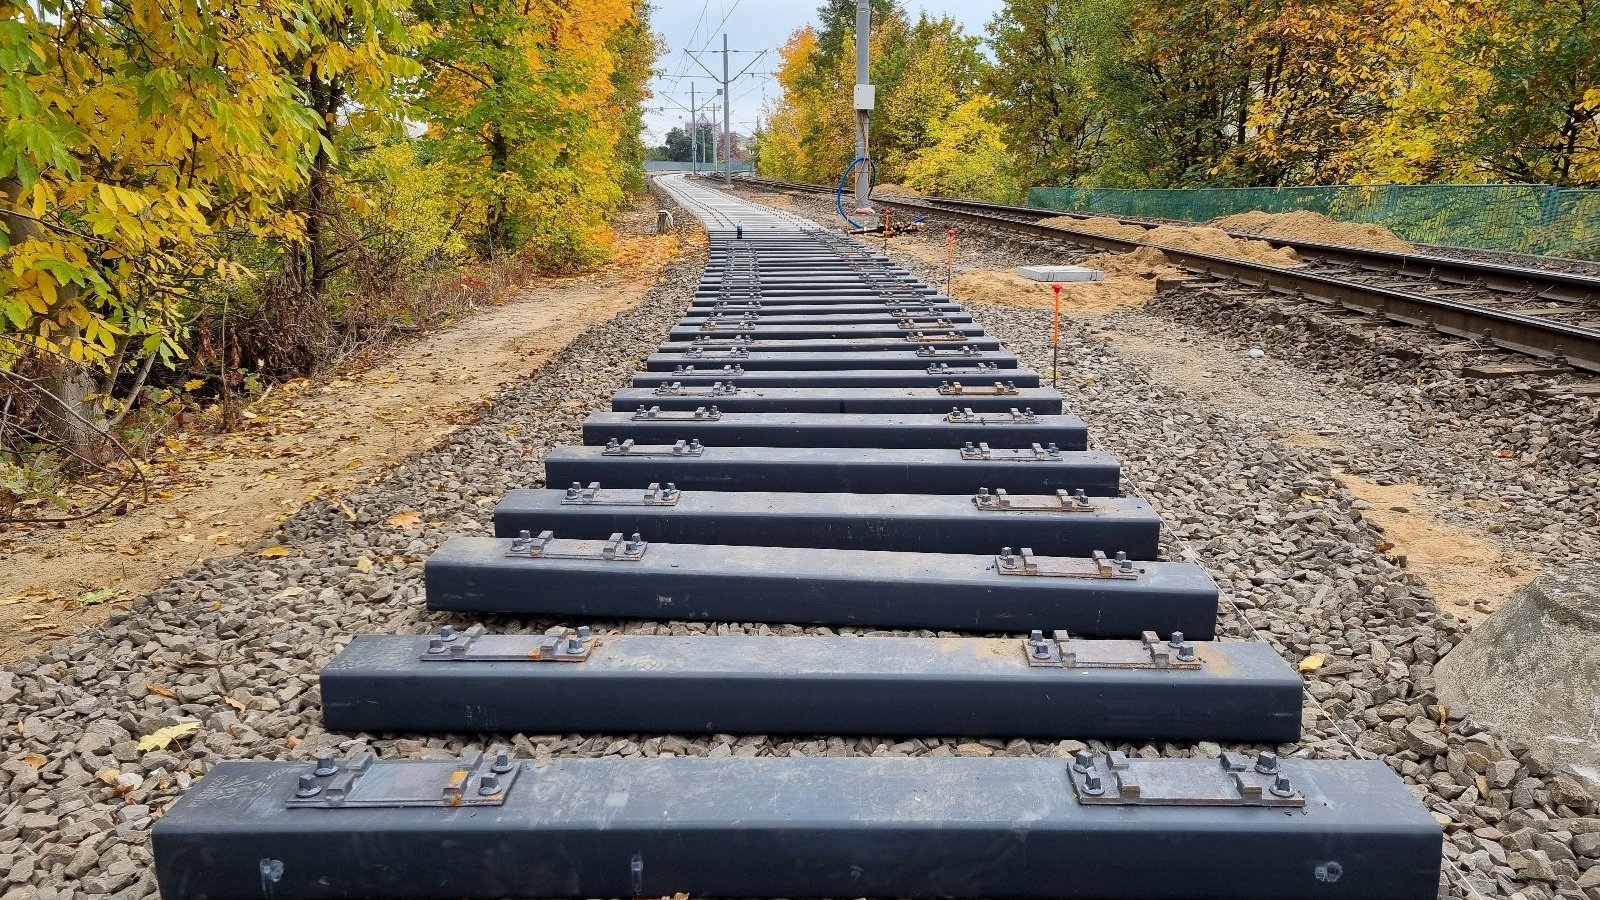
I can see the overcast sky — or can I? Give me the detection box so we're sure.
[645,0,1007,149]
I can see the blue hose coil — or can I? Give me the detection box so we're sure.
[835,157,877,229]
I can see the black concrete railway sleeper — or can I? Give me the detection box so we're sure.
[545,443,1120,495]
[643,349,1022,370]
[688,295,955,306]
[678,310,977,324]
[631,365,1043,388]
[609,385,1066,415]
[656,335,1006,352]
[321,628,1301,741]
[492,485,1159,558]
[666,323,990,341]
[685,301,965,314]
[153,754,1441,900]
[582,409,1089,450]
[424,535,1217,636]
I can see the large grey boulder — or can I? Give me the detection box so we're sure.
[1436,566,1600,770]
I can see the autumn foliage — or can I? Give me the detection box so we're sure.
[757,0,1599,197]
[0,0,655,493]
[757,8,1015,200]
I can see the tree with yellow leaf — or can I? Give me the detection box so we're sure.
[903,95,1022,201]
[0,0,415,456]
[756,6,991,192]
[414,0,652,268]
[1457,0,1600,186]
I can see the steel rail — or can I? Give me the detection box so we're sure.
[734,175,1600,374]
[908,193,1600,305]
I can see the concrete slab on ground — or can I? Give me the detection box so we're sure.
[1018,264,1104,283]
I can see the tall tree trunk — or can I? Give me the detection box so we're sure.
[485,126,512,254]
[2,177,111,464]
[307,77,342,300]
[283,77,342,303]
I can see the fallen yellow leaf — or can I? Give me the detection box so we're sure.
[1298,653,1326,672]
[355,556,374,573]
[22,753,47,769]
[78,588,119,605]
[383,510,422,530]
[137,721,200,752]
[256,546,293,558]
[147,684,178,699]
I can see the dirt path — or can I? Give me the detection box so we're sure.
[0,206,686,661]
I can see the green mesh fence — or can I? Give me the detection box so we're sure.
[1025,184,1600,260]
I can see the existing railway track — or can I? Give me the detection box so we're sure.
[740,175,1600,376]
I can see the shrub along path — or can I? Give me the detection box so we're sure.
[0,202,688,663]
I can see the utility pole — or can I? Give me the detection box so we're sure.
[689,82,698,175]
[685,42,765,179]
[853,0,873,207]
[722,34,733,185]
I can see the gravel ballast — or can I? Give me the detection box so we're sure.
[3,184,1597,900]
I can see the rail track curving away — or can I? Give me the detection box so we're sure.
[741,175,1600,376]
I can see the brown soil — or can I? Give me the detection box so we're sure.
[1211,210,1416,253]
[1040,216,1304,268]
[1336,473,1535,624]
[0,202,687,662]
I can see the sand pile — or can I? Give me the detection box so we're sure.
[1140,224,1302,266]
[1039,215,1303,267]
[950,248,1180,314]
[1211,210,1415,253]
[1040,215,1146,241]
[1079,245,1180,278]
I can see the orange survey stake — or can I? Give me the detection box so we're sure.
[1052,282,1062,387]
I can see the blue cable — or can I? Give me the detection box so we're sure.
[835,157,877,229]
